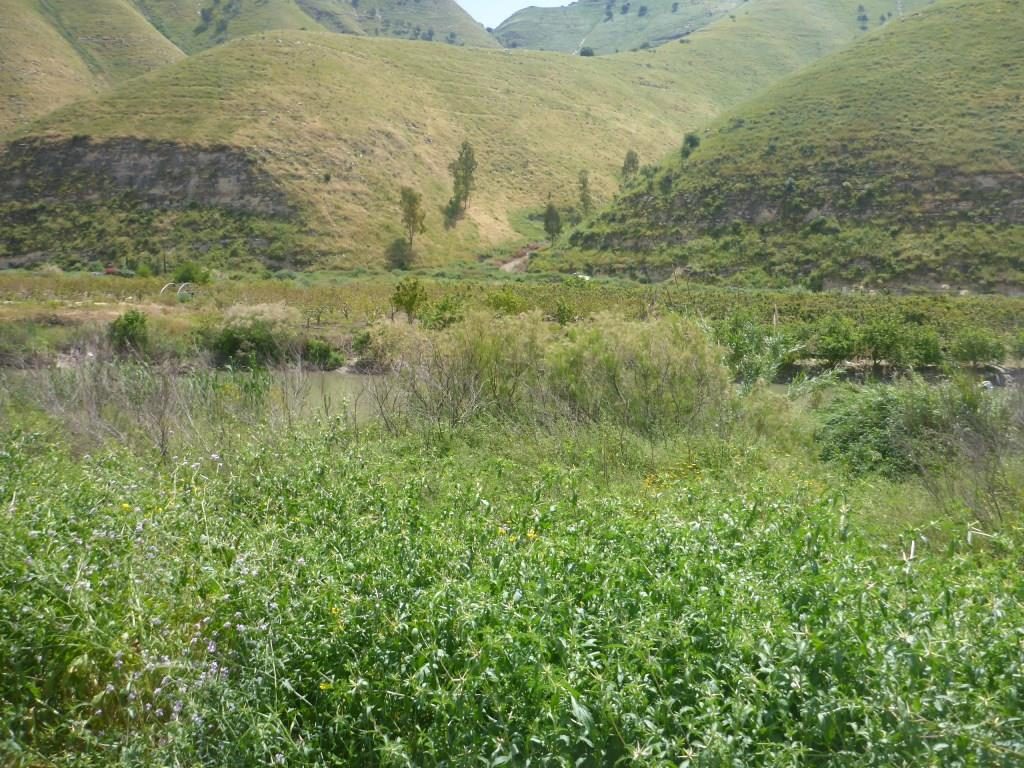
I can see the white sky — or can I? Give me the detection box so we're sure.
[459,1,567,29]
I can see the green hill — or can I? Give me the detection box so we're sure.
[494,0,743,54]
[0,0,930,273]
[559,0,1024,291]
[0,0,496,135]
[130,0,499,53]
[0,0,185,135]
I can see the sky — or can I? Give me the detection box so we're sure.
[459,1,567,29]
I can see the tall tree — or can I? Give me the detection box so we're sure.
[621,149,639,182]
[447,141,478,221]
[578,170,594,218]
[399,186,426,249]
[543,203,562,241]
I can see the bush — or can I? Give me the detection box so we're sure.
[902,326,944,368]
[208,320,282,368]
[486,287,530,316]
[547,315,731,436]
[108,310,149,354]
[368,313,732,438]
[811,316,859,366]
[859,317,905,367]
[817,378,1017,481]
[303,338,344,370]
[385,239,414,270]
[392,278,427,322]
[172,261,211,285]
[951,327,1005,368]
[717,314,800,386]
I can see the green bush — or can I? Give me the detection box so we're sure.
[207,320,283,368]
[485,287,530,316]
[951,327,1005,367]
[717,314,800,386]
[548,314,731,436]
[108,310,149,354]
[172,261,211,285]
[302,338,344,370]
[811,316,859,366]
[902,325,944,368]
[817,379,1015,479]
[370,313,731,437]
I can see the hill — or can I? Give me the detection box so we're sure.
[494,0,743,54]
[132,0,499,54]
[0,0,927,273]
[0,0,496,136]
[0,0,185,135]
[559,0,1024,291]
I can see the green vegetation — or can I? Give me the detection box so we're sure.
[2,276,1023,765]
[563,0,1024,290]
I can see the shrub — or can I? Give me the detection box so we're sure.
[951,327,1005,368]
[368,313,731,438]
[717,314,800,386]
[817,378,1017,482]
[208,320,282,368]
[421,295,464,330]
[859,317,905,367]
[392,278,427,322]
[172,261,210,285]
[811,316,859,366]
[108,310,148,354]
[547,315,731,436]
[303,338,344,370]
[385,239,414,270]
[486,287,530,316]
[902,326,943,368]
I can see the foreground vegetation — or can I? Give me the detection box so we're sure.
[2,273,1023,765]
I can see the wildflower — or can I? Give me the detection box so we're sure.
[527,529,538,541]
[121,503,131,511]
[319,682,333,691]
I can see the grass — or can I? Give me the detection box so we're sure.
[3,0,935,269]
[0,0,494,137]
[1,334,1023,764]
[0,0,182,136]
[562,0,1024,289]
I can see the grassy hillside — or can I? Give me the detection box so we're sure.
[560,0,1024,290]
[495,0,743,54]
[131,0,498,53]
[0,0,496,136]
[1,0,931,272]
[0,0,184,135]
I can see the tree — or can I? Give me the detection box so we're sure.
[621,149,639,182]
[399,187,426,250]
[446,141,477,225]
[392,278,427,322]
[578,170,594,218]
[543,203,562,241]
[681,132,701,159]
